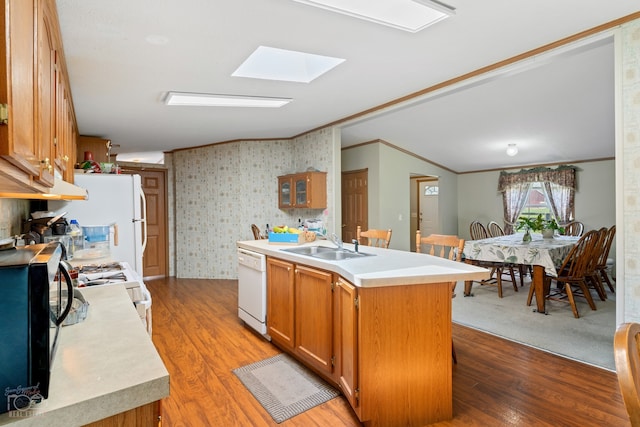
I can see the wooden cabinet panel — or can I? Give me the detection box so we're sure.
[335,277,359,411]
[266,257,295,349]
[294,265,333,375]
[0,0,40,177]
[36,0,56,186]
[55,66,75,180]
[83,400,161,427]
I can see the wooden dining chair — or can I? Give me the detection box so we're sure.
[539,229,599,318]
[487,219,527,286]
[596,225,616,294]
[467,221,518,297]
[563,221,585,237]
[251,224,264,240]
[585,227,610,301]
[469,220,489,240]
[614,322,640,426]
[415,232,464,364]
[356,226,392,248]
[487,221,505,237]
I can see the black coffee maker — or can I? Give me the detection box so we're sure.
[22,212,68,244]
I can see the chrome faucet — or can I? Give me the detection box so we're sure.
[352,239,359,253]
[330,233,343,250]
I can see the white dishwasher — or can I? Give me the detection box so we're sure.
[237,248,270,339]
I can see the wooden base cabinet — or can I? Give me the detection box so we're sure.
[267,256,454,427]
[83,401,161,427]
[266,258,334,375]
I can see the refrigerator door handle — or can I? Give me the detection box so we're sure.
[140,187,148,253]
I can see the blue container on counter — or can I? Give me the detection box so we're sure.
[82,225,110,242]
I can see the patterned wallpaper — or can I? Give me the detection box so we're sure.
[622,19,640,322]
[172,127,336,279]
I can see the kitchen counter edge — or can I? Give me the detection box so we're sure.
[237,239,490,287]
[0,285,169,427]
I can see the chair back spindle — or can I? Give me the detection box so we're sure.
[357,226,392,248]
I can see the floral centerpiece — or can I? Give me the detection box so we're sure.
[517,214,565,240]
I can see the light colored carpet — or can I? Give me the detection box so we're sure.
[452,276,616,371]
[232,353,340,423]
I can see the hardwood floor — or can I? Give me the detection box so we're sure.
[146,277,630,426]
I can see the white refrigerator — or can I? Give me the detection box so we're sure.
[49,173,147,277]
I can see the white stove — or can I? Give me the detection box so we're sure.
[77,262,139,286]
[72,261,152,335]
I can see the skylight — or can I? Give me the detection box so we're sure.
[232,46,345,83]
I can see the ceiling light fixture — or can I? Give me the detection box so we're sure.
[506,144,518,157]
[292,0,455,33]
[164,92,292,108]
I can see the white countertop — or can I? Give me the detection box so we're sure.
[237,239,490,287]
[0,285,169,427]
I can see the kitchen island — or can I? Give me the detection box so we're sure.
[237,239,489,426]
[0,285,169,427]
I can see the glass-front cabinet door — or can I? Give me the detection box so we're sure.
[294,175,308,207]
[278,176,293,208]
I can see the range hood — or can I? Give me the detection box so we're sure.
[0,176,88,200]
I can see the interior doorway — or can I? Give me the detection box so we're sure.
[341,169,368,242]
[123,166,168,279]
[411,176,439,251]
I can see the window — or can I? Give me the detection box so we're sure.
[424,185,439,195]
[519,182,554,222]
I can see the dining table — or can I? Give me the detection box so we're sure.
[462,232,580,314]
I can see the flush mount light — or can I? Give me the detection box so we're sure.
[232,46,345,83]
[164,92,292,108]
[292,0,455,33]
[506,144,518,157]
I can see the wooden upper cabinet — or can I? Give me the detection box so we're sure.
[278,171,327,209]
[0,0,77,191]
[0,0,40,178]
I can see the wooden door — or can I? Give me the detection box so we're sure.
[124,167,168,279]
[418,178,439,239]
[342,169,368,242]
[294,265,334,375]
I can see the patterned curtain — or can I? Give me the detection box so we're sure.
[502,182,531,234]
[544,182,574,225]
[498,165,577,232]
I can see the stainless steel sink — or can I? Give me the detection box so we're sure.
[282,246,373,260]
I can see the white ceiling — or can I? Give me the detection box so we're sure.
[55,1,639,172]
